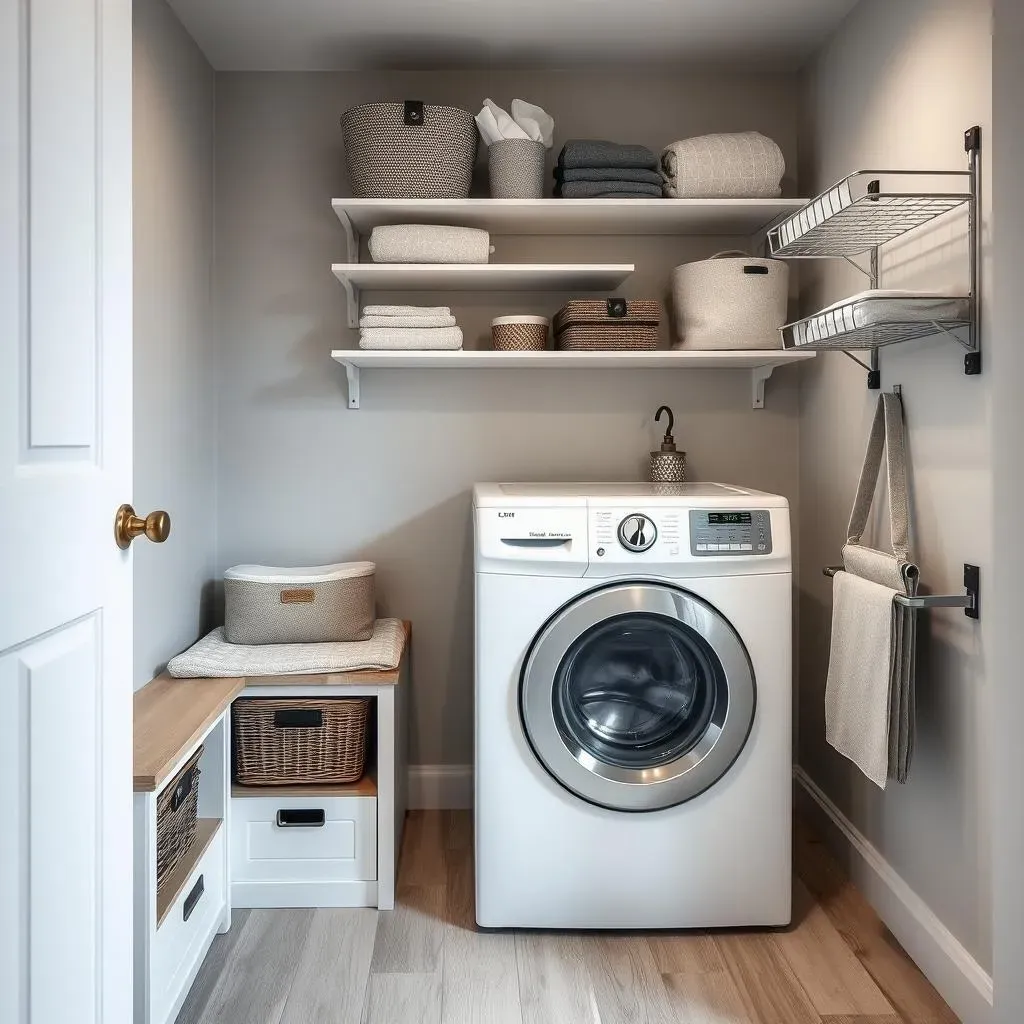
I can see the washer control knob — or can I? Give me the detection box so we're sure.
[618,514,657,553]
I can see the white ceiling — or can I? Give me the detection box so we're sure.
[166,0,861,71]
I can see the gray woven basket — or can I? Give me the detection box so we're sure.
[233,698,371,786]
[489,139,546,199]
[341,101,477,199]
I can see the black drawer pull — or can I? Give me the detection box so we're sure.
[170,765,197,812]
[274,708,323,729]
[276,808,326,828]
[183,875,204,922]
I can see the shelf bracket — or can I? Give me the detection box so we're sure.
[751,365,774,409]
[343,362,360,409]
[335,210,360,265]
[336,273,360,329]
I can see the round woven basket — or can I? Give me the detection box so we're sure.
[492,316,549,351]
[489,139,546,199]
[341,101,477,199]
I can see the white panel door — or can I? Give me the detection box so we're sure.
[0,1,133,1022]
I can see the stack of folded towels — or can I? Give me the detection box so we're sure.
[554,139,662,199]
[358,305,463,351]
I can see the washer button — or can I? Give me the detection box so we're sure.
[741,543,753,551]
[730,543,742,551]
[696,543,708,552]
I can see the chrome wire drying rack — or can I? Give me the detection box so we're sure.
[768,126,981,385]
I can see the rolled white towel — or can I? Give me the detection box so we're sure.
[359,326,463,351]
[362,304,451,317]
[359,314,458,328]
[661,131,784,199]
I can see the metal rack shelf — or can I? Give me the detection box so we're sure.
[768,174,971,258]
[823,565,979,619]
[781,297,972,353]
[771,126,981,385]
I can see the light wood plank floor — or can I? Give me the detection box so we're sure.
[177,812,959,1024]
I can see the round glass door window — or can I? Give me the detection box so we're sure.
[520,583,755,811]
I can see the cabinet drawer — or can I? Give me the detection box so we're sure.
[151,825,225,1024]
[231,794,376,883]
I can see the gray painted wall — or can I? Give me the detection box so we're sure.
[797,0,992,970]
[213,69,802,766]
[990,0,1024,1016]
[133,0,218,687]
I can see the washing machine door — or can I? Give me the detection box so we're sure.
[520,582,755,812]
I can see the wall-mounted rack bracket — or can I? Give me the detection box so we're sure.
[335,274,360,329]
[823,563,980,619]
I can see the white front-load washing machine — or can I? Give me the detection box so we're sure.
[473,482,792,929]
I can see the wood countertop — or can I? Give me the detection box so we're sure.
[134,622,410,792]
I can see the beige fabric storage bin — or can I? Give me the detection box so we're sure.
[671,250,789,350]
[223,562,375,645]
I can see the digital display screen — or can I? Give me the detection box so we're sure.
[708,512,752,525]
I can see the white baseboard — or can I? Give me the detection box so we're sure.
[794,766,993,1024]
[407,764,473,810]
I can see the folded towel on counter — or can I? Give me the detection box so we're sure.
[555,166,664,185]
[362,304,452,317]
[557,139,658,171]
[661,131,785,198]
[358,326,463,351]
[556,179,663,198]
[167,619,406,678]
[359,313,458,328]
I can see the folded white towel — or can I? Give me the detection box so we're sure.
[369,225,492,265]
[167,619,406,678]
[362,304,451,317]
[359,314,458,328]
[359,326,463,351]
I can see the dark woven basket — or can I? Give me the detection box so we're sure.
[156,746,202,894]
[233,698,371,786]
[341,101,477,199]
[554,298,660,351]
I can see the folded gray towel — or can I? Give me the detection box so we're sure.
[556,179,663,198]
[558,140,658,171]
[555,166,663,185]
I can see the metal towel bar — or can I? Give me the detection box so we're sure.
[823,564,979,619]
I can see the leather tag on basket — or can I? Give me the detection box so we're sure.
[280,588,315,604]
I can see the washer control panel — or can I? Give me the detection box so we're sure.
[689,509,773,555]
[617,513,657,552]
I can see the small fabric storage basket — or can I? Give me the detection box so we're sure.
[341,101,477,199]
[554,298,660,351]
[156,746,202,894]
[224,562,375,646]
[491,316,549,351]
[232,698,371,786]
[489,139,546,199]
[671,251,789,350]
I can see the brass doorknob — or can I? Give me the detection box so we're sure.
[114,504,171,550]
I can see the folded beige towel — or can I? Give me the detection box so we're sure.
[824,571,899,788]
[167,618,405,678]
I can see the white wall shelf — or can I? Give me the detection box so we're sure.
[330,348,815,411]
[331,197,808,260]
[331,262,635,328]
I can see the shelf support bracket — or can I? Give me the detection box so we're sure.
[335,210,360,265]
[751,365,774,409]
[343,362,360,409]
[336,273,360,329]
